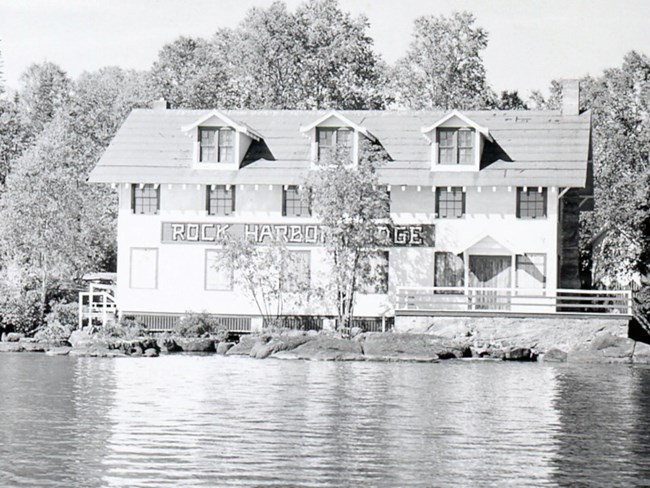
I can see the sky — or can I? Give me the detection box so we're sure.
[1,0,649,98]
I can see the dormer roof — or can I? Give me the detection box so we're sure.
[181,110,263,141]
[299,110,377,142]
[421,110,493,143]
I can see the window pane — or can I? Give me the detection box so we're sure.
[218,129,234,163]
[439,147,455,164]
[283,186,311,217]
[206,250,233,291]
[436,187,465,218]
[207,185,235,216]
[434,252,464,293]
[516,254,546,289]
[283,251,311,292]
[199,128,217,162]
[361,251,389,294]
[130,248,158,289]
[132,184,159,215]
[517,188,547,218]
[317,128,335,161]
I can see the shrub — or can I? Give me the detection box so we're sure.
[33,300,79,342]
[95,316,147,340]
[175,312,224,337]
[0,289,44,334]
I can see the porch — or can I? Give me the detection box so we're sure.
[395,286,633,317]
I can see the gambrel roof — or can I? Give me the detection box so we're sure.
[89,108,592,187]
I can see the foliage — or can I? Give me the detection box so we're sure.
[495,90,528,110]
[149,0,387,109]
[174,312,225,337]
[575,52,650,286]
[218,237,314,328]
[0,95,33,184]
[98,319,147,340]
[0,113,117,315]
[33,301,78,342]
[391,11,493,109]
[0,269,44,334]
[19,61,71,134]
[306,142,392,330]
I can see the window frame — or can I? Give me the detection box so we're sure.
[205,249,234,291]
[131,184,160,215]
[435,187,466,219]
[515,253,547,290]
[516,187,548,219]
[437,128,475,165]
[129,247,158,289]
[282,250,311,293]
[434,251,465,294]
[198,127,235,164]
[317,127,353,162]
[282,185,311,218]
[360,251,389,294]
[206,185,236,216]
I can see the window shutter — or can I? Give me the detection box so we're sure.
[282,187,287,216]
[231,186,236,213]
[131,184,136,213]
[205,186,211,214]
[156,186,161,212]
[461,188,466,216]
[516,188,521,218]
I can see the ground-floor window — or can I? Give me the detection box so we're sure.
[434,251,464,292]
[516,253,546,289]
[361,251,389,294]
[282,250,311,292]
[205,250,233,291]
[130,248,158,289]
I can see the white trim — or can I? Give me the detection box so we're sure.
[421,110,492,142]
[181,111,262,141]
[299,110,377,142]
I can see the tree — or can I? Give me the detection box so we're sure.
[391,11,492,110]
[18,62,71,134]
[149,36,239,109]
[307,143,392,331]
[495,90,528,110]
[571,52,650,287]
[0,114,116,327]
[0,95,33,184]
[218,237,314,328]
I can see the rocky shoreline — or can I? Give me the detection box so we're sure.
[2,324,650,364]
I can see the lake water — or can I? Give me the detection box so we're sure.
[1,354,650,487]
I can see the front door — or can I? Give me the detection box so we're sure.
[469,255,512,310]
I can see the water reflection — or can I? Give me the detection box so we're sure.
[1,354,650,487]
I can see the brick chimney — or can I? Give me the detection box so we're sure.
[152,98,169,110]
[562,80,580,115]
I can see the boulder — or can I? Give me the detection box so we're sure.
[46,346,72,356]
[144,348,159,357]
[0,342,24,352]
[273,336,364,361]
[568,332,635,363]
[69,347,126,358]
[542,348,568,363]
[226,335,258,356]
[360,333,441,362]
[175,338,216,353]
[21,342,46,353]
[216,342,235,355]
[504,347,537,361]
[633,342,650,364]
[4,332,25,342]
[157,336,182,353]
[251,335,313,359]
[68,329,94,348]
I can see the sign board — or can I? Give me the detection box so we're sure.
[161,222,435,247]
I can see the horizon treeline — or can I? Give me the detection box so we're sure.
[0,0,648,333]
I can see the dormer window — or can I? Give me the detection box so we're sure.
[317,127,353,162]
[438,128,474,165]
[199,128,234,163]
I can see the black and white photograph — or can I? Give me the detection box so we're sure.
[0,0,649,486]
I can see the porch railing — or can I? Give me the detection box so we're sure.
[78,283,118,328]
[396,287,633,316]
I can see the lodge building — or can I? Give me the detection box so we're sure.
[88,80,603,331]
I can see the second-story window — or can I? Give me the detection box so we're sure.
[131,184,160,215]
[207,185,235,216]
[438,128,474,165]
[435,187,465,218]
[517,187,547,219]
[199,127,234,163]
[317,127,353,162]
[282,185,311,217]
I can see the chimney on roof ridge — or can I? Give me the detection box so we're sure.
[152,98,169,110]
[561,79,580,115]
